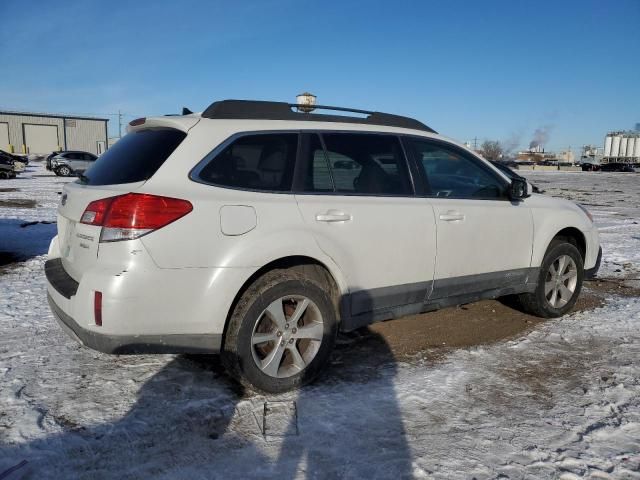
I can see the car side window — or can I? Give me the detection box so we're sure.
[198,133,298,192]
[406,138,506,199]
[303,133,411,196]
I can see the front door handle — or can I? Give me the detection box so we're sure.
[315,211,351,222]
[439,211,465,222]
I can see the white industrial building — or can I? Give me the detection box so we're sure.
[0,111,109,156]
[603,131,640,163]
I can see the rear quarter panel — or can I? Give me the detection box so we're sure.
[140,120,350,288]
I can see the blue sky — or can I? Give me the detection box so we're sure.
[1,0,638,151]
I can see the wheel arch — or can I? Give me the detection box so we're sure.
[534,226,587,267]
[221,255,347,345]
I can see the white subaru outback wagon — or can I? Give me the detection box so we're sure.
[46,100,601,393]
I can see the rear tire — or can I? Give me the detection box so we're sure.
[516,240,584,318]
[221,268,338,393]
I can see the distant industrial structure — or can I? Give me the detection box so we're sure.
[515,147,575,164]
[580,145,602,164]
[603,130,640,164]
[0,110,108,156]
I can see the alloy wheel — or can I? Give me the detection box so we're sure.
[544,254,578,308]
[251,295,324,378]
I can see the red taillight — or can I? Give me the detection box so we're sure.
[80,193,192,242]
[94,291,103,326]
[81,197,115,225]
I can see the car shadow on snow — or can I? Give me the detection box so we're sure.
[0,218,56,266]
[1,304,414,479]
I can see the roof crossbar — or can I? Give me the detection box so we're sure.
[201,100,436,133]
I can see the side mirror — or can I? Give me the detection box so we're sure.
[509,178,530,201]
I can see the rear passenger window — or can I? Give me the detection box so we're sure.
[198,133,298,192]
[305,133,411,195]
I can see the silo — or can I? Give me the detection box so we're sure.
[611,134,621,158]
[604,135,613,157]
[626,137,635,158]
[620,136,629,158]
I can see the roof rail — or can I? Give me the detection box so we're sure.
[201,100,436,133]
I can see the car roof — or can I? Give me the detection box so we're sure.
[200,100,437,133]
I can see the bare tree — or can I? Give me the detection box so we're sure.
[479,140,504,161]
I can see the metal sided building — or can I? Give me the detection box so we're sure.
[0,111,109,156]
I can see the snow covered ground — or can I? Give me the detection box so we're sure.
[1,165,639,479]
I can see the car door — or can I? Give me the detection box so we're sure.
[294,132,437,320]
[64,152,79,171]
[403,137,534,300]
[81,153,96,173]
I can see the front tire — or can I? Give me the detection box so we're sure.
[221,268,338,393]
[517,240,584,318]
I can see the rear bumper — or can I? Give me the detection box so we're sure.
[45,257,223,354]
[47,292,221,354]
[585,246,602,279]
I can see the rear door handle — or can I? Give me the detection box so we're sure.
[315,211,351,222]
[439,211,465,222]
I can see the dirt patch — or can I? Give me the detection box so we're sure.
[585,277,640,297]
[353,279,636,361]
[0,199,37,208]
[368,299,548,360]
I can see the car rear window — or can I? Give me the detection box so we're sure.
[82,128,186,185]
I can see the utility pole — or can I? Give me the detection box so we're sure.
[473,137,478,150]
[118,110,123,139]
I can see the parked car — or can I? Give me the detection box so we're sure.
[0,150,18,179]
[12,153,29,165]
[49,151,98,176]
[45,99,601,393]
[45,151,59,171]
[581,163,600,172]
[0,149,27,175]
[489,161,542,193]
[599,162,634,173]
